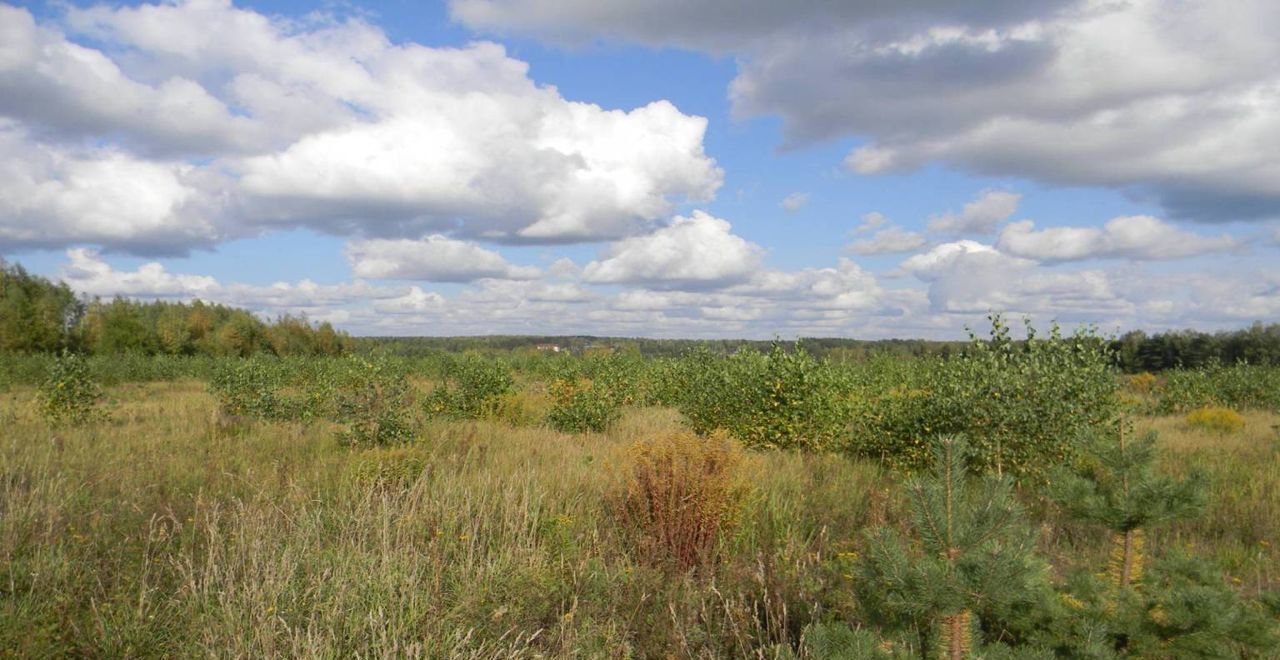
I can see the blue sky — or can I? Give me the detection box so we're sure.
[1,0,1277,338]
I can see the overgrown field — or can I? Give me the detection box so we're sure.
[3,324,1280,657]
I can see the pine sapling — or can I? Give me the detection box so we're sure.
[854,436,1053,659]
[1050,420,1205,591]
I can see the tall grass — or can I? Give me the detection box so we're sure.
[2,382,1277,656]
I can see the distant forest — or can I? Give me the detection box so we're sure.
[1,260,348,357]
[4,258,1278,371]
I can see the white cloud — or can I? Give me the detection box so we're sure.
[46,243,1280,339]
[0,124,227,254]
[61,248,218,298]
[0,4,261,156]
[848,226,926,255]
[0,1,722,253]
[926,191,1021,235]
[459,0,1280,223]
[780,192,809,212]
[898,240,1125,314]
[58,248,405,315]
[997,215,1239,262]
[582,211,765,288]
[852,211,887,234]
[373,286,447,314]
[345,235,540,281]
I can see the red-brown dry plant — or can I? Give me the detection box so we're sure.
[617,430,748,573]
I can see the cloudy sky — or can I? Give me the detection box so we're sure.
[2,0,1278,338]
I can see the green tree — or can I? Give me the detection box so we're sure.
[1049,422,1277,656]
[854,436,1055,658]
[0,260,83,352]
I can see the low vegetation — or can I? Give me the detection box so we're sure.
[3,313,1280,656]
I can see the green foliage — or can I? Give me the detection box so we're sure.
[208,355,291,419]
[546,376,623,433]
[332,357,413,446]
[1050,424,1206,537]
[0,259,83,353]
[37,352,107,426]
[1054,553,1280,658]
[853,436,1054,657]
[668,342,851,450]
[850,315,1119,481]
[796,622,893,659]
[423,354,513,420]
[1114,322,1280,371]
[1156,362,1280,413]
[1047,423,1277,656]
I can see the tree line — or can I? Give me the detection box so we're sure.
[1,259,348,356]
[1112,323,1280,371]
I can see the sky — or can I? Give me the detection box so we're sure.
[1,0,1278,339]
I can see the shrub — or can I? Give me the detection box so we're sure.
[849,316,1118,481]
[208,356,290,419]
[1185,406,1246,434]
[1156,362,1280,414]
[333,357,413,446]
[616,430,748,572]
[38,352,107,426]
[423,354,513,420]
[1127,371,1158,394]
[669,343,851,451]
[546,377,622,434]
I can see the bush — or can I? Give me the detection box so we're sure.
[423,354,513,420]
[668,343,851,451]
[1157,362,1280,414]
[333,357,413,446]
[208,356,290,419]
[546,377,623,434]
[38,352,107,426]
[1185,406,1245,434]
[615,430,748,573]
[849,316,1118,481]
[1127,371,1158,394]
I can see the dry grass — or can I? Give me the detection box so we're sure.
[1,382,1276,657]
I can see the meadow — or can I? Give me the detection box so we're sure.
[2,325,1279,658]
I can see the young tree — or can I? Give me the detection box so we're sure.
[1050,422,1278,656]
[854,436,1055,658]
[1051,422,1205,590]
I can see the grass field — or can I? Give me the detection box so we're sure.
[2,381,1278,657]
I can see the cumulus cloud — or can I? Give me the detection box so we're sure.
[58,249,405,314]
[927,191,1021,235]
[44,243,1280,339]
[345,235,540,281]
[0,1,721,253]
[582,211,765,288]
[897,240,1127,315]
[852,211,887,234]
[459,0,1280,223]
[997,216,1239,262]
[780,192,809,212]
[847,226,927,255]
[0,124,227,254]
